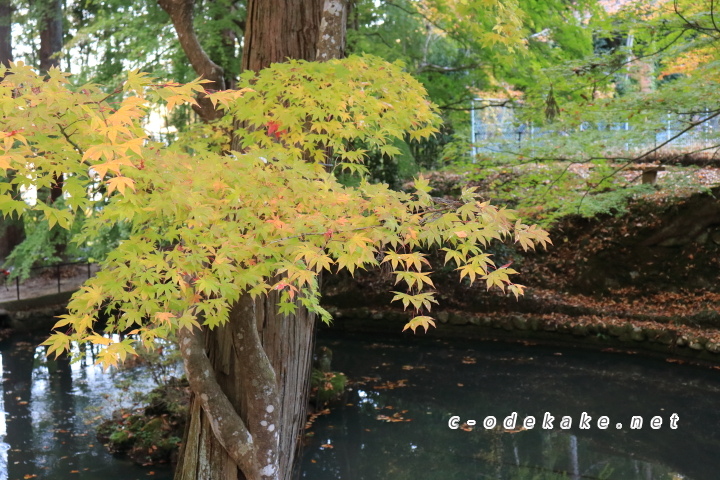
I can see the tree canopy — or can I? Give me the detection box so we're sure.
[0,56,548,368]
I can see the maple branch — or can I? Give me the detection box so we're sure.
[177,324,263,478]
[264,199,464,246]
[58,124,84,157]
[711,0,720,34]
[158,0,224,122]
[265,225,377,246]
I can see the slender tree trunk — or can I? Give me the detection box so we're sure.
[37,0,64,204]
[0,0,22,262]
[172,1,347,479]
[38,0,62,73]
[0,0,12,67]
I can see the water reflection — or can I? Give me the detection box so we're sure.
[302,333,720,480]
[0,336,173,480]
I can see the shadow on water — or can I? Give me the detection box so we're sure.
[302,331,720,480]
[0,334,173,480]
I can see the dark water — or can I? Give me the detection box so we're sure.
[3,330,720,480]
[301,332,720,480]
[0,335,174,480]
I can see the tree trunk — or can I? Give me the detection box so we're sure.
[38,0,64,204]
[0,3,22,263]
[0,0,12,67]
[172,1,347,479]
[38,0,62,73]
[241,0,323,71]
[175,291,315,480]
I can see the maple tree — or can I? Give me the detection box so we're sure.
[0,54,548,478]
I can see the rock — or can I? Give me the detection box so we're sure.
[608,324,628,337]
[437,311,450,324]
[572,324,589,337]
[630,326,645,342]
[710,229,720,245]
[543,322,557,332]
[557,323,572,334]
[511,315,529,330]
[706,342,720,353]
[654,331,676,345]
[448,313,469,325]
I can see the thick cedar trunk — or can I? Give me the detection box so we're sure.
[173,1,347,479]
[241,0,323,71]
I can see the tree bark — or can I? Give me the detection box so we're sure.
[38,0,62,73]
[158,0,226,122]
[37,0,64,204]
[316,0,347,61]
[172,1,347,479]
[241,0,323,71]
[0,0,12,67]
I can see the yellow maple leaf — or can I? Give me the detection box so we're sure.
[402,316,436,334]
[106,176,135,195]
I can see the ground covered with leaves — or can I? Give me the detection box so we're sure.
[323,179,720,361]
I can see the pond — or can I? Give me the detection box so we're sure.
[301,331,720,480]
[0,334,174,480]
[1,329,719,479]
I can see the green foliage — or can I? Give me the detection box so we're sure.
[0,56,548,368]
[3,215,67,280]
[457,0,720,229]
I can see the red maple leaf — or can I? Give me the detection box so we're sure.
[266,121,287,139]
